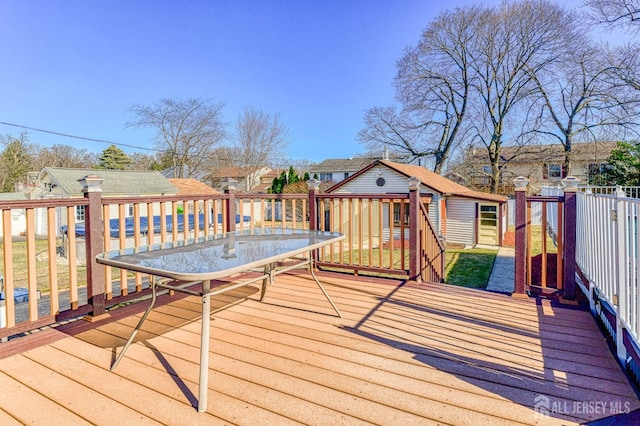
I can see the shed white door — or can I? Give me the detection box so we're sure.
[478,203,499,245]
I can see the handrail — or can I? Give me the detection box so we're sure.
[0,183,443,340]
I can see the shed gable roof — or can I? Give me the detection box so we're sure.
[327,160,507,203]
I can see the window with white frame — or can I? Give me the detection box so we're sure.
[544,163,563,179]
[75,205,85,221]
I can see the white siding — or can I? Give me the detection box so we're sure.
[446,198,476,245]
[334,166,416,193]
[429,193,440,233]
[333,166,442,230]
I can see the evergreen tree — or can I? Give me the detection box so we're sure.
[603,141,640,186]
[287,166,299,184]
[95,145,132,170]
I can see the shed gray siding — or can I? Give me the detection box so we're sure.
[445,198,476,245]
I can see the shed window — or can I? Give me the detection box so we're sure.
[393,202,409,226]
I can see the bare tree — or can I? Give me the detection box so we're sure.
[127,152,160,170]
[359,6,479,173]
[0,133,35,192]
[528,38,640,175]
[33,144,96,170]
[128,97,227,178]
[469,0,574,192]
[585,0,640,30]
[233,106,290,188]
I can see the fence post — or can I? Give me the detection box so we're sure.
[562,176,579,300]
[408,176,421,283]
[307,179,319,231]
[614,186,628,365]
[223,178,237,233]
[80,174,106,319]
[513,176,529,297]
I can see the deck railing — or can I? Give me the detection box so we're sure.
[0,176,444,340]
[534,183,640,387]
[573,188,640,372]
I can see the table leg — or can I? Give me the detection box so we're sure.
[111,277,160,371]
[260,263,274,301]
[198,279,211,413]
[309,257,342,318]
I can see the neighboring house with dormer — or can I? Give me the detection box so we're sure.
[457,141,618,194]
[327,160,508,247]
[205,165,272,192]
[25,167,179,236]
[308,158,375,184]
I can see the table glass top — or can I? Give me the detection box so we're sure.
[96,228,343,278]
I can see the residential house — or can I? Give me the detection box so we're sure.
[457,141,618,194]
[250,169,283,194]
[160,165,208,181]
[308,158,375,184]
[206,165,272,192]
[26,167,178,236]
[0,192,29,238]
[327,160,508,246]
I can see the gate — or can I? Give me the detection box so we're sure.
[513,177,578,300]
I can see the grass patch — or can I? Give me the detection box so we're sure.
[0,239,83,294]
[445,247,498,288]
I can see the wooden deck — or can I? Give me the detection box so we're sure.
[0,271,638,425]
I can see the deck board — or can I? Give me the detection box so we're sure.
[0,271,638,425]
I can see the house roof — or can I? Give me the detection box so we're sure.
[467,141,618,164]
[250,169,283,194]
[328,160,508,203]
[160,166,208,181]
[168,178,219,195]
[207,165,268,179]
[37,168,178,196]
[308,158,376,173]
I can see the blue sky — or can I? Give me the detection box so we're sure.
[0,0,599,163]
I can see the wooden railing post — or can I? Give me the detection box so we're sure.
[408,176,421,283]
[223,178,237,233]
[307,179,320,231]
[562,176,579,300]
[80,174,106,318]
[513,176,529,297]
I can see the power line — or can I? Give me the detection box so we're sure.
[0,121,299,170]
[0,121,157,152]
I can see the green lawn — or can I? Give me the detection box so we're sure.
[444,247,498,288]
[0,239,86,294]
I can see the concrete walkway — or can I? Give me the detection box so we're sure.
[485,246,515,294]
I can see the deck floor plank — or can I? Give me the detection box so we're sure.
[0,273,638,425]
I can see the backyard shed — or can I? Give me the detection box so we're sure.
[326,160,508,246]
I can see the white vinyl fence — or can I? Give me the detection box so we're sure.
[574,188,640,364]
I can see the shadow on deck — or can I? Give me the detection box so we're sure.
[0,271,637,425]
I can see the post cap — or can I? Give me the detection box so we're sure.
[513,176,529,191]
[408,176,421,191]
[78,174,104,193]
[222,177,238,192]
[561,176,580,192]
[307,178,320,191]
